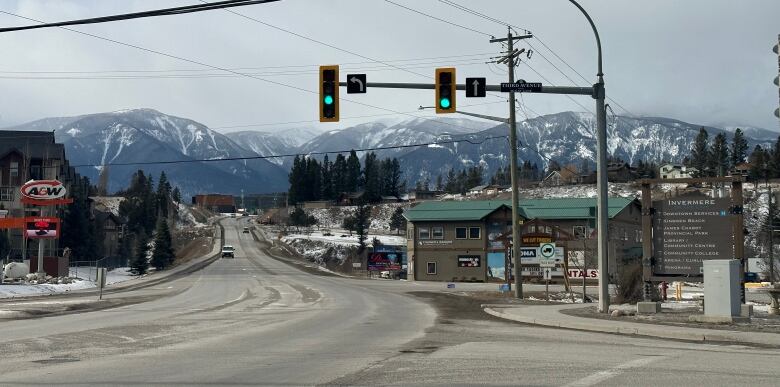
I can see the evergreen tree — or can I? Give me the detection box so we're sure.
[171,187,181,203]
[380,158,402,197]
[288,156,305,205]
[156,171,171,218]
[332,153,348,195]
[321,154,334,200]
[342,215,356,236]
[546,160,562,177]
[730,128,749,168]
[749,145,769,181]
[354,204,370,252]
[346,150,361,192]
[770,136,780,178]
[708,133,729,177]
[389,207,406,235]
[151,217,175,270]
[305,158,322,201]
[362,152,382,203]
[130,232,149,275]
[60,176,96,261]
[691,128,710,176]
[465,165,484,189]
[290,207,308,231]
[444,168,458,193]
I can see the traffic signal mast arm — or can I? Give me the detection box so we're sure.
[336,81,595,97]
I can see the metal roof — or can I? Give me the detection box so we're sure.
[405,197,636,222]
[403,200,511,222]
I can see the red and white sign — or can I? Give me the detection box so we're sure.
[24,216,60,239]
[20,180,67,200]
[567,269,600,279]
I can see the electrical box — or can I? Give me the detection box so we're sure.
[703,259,741,317]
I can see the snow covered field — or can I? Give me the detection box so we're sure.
[0,267,138,299]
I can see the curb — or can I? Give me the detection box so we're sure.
[483,306,780,346]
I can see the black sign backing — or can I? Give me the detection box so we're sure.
[466,77,486,97]
[500,82,542,92]
[347,74,366,94]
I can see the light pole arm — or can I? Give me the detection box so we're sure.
[568,0,603,79]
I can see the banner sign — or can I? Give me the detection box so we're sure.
[457,255,481,267]
[24,216,60,239]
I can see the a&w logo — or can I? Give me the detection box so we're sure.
[20,180,67,200]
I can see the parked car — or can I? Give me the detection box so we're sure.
[221,245,235,258]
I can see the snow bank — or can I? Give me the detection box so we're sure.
[0,267,138,299]
[281,231,405,265]
[306,203,408,231]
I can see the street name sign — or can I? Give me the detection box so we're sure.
[347,74,366,94]
[465,77,486,97]
[500,82,542,92]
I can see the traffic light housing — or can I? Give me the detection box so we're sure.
[435,67,456,113]
[320,65,339,122]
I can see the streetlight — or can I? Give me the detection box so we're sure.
[567,0,610,313]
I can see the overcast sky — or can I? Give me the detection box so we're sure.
[0,0,778,133]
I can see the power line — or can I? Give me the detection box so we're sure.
[0,52,495,74]
[383,0,494,38]
[0,0,281,33]
[0,58,493,80]
[0,11,493,138]
[70,134,509,168]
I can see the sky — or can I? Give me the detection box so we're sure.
[0,0,778,134]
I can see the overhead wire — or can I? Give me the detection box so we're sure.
[70,134,509,168]
[0,10,494,137]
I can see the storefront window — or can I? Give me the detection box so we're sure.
[455,227,467,239]
[418,227,430,240]
[426,262,436,275]
[432,226,444,239]
[469,227,481,239]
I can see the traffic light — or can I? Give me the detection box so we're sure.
[319,65,339,122]
[435,67,456,113]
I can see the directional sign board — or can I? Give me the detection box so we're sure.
[543,267,552,280]
[500,82,542,93]
[465,77,486,97]
[347,74,366,94]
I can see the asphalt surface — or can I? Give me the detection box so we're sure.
[1,218,779,386]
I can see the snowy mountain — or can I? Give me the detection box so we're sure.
[5,109,288,196]
[397,111,775,184]
[224,127,323,166]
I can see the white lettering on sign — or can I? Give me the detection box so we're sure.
[20,180,67,200]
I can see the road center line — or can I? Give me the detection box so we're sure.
[562,355,668,387]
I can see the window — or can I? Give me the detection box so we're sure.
[10,162,19,177]
[407,228,413,239]
[432,226,444,239]
[635,230,642,243]
[469,227,481,239]
[528,225,536,233]
[623,229,629,241]
[418,227,430,240]
[30,165,41,180]
[573,226,586,240]
[455,227,467,239]
[0,187,13,201]
[426,262,437,275]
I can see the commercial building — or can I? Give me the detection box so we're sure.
[192,194,236,213]
[404,198,642,283]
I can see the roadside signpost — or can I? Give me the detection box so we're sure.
[539,242,557,267]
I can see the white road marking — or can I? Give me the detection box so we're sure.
[562,355,668,387]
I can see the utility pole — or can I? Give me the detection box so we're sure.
[770,186,775,283]
[490,27,532,298]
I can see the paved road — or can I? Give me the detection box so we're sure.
[1,218,778,386]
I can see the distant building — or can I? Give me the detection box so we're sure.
[659,163,696,179]
[730,162,751,178]
[90,196,125,264]
[408,190,444,202]
[192,194,236,213]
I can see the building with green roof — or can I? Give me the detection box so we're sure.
[404,197,642,283]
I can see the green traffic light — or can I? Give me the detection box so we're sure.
[324,95,334,105]
[440,97,451,109]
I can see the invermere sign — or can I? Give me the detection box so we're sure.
[20,180,67,200]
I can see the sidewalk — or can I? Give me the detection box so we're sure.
[484,303,780,346]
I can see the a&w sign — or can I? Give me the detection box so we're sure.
[20,180,67,200]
